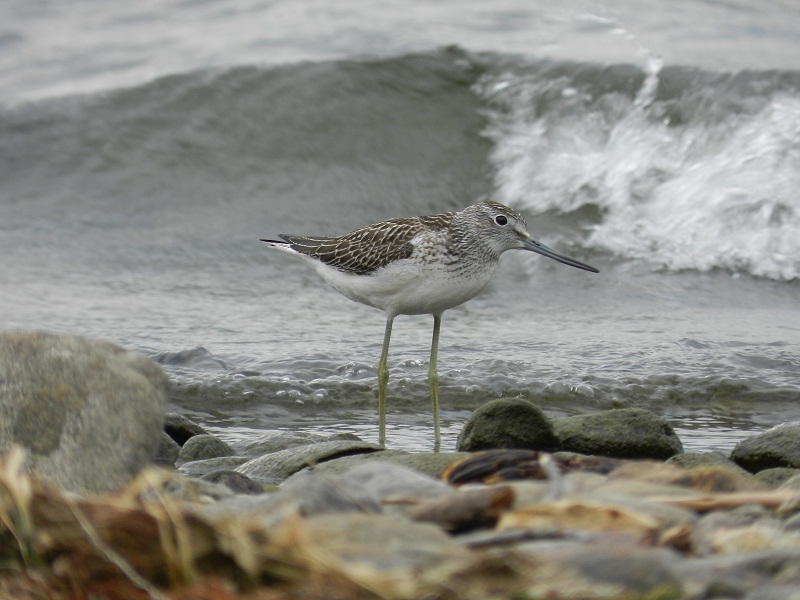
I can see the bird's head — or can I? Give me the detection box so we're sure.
[466,200,598,273]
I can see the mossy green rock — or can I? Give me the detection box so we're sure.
[667,451,750,476]
[553,408,683,460]
[176,433,236,466]
[752,467,800,488]
[731,423,800,473]
[456,398,559,452]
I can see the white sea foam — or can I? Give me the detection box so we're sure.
[478,64,800,280]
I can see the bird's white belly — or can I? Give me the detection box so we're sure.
[314,258,494,317]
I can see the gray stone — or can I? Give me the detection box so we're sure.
[175,433,236,466]
[278,469,383,517]
[743,586,800,600]
[0,331,168,493]
[290,513,470,571]
[672,550,800,598]
[753,467,800,488]
[456,398,559,452]
[145,471,236,503]
[553,408,683,459]
[732,423,800,473]
[334,462,454,499]
[200,467,383,526]
[784,512,800,531]
[200,470,263,495]
[229,430,329,457]
[304,449,467,479]
[163,413,208,446]
[178,456,250,477]
[156,432,181,465]
[544,545,682,596]
[208,462,451,527]
[512,541,683,598]
[236,439,382,483]
[365,451,468,478]
[780,474,800,491]
[668,451,750,475]
[290,449,410,477]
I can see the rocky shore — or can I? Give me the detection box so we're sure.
[2,332,800,599]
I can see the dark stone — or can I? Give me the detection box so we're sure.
[163,413,208,446]
[731,423,800,473]
[176,433,236,466]
[201,470,263,495]
[456,398,559,452]
[156,432,181,465]
[553,408,683,460]
[753,467,800,489]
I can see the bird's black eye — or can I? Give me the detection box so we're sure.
[495,215,508,226]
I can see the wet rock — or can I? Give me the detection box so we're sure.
[326,432,363,442]
[518,543,684,599]
[178,456,250,477]
[308,449,466,479]
[668,451,750,475]
[0,331,168,493]
[743,585,800,600]
[690,505,794,556]
[732,423,800,472]
[408,485,514,531]
[229,430,329,457]
[456,398,560,452]
[200,470,263,495]
[553,408,683,459]
[276,468,384,516]
[202,466,383,525]
[134,469,236,504]
[580,488,700,533]
[673,549,800,598]
[611,460,766,493]
[209,462,451,528]
[236,439,382,483]
[559,546,682,595]
[156,432,181,465]
[273,512,472,576]
[295,449,409,474]
[384,451,469,478]
[175,433,236,466]
[780,474,800,491]
[163,413,208,446]
[442,449,625,486]
[333,461,453,500]
[498,497,662,541]
[754,468,800,488]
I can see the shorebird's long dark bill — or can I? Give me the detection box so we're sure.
[523,238,599,273]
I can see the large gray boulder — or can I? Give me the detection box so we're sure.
[0,331,169,493]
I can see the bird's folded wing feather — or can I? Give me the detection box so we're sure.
[280,213,453,275]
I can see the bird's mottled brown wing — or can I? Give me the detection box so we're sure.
[280,212,455,275]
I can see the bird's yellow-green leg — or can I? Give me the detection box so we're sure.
[429,314,442,452]
[377,317,394,447]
